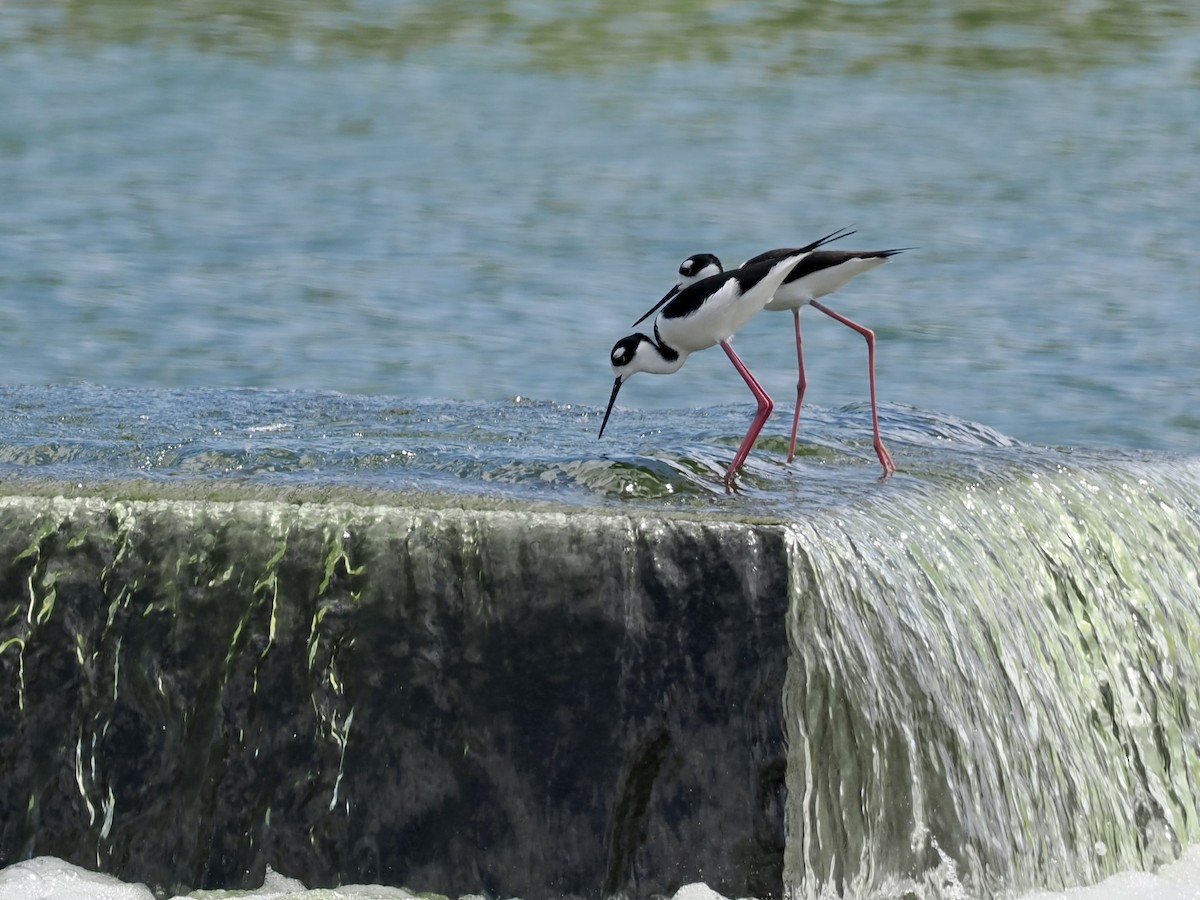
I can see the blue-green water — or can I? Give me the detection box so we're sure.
[3,5,1200,900]
[0,383,1086,516]
[2,1,1198,454]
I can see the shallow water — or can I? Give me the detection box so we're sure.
[0,382,1129,518]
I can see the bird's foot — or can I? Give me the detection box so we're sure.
[875,441,897,479]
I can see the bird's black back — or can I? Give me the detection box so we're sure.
[742,248,909,283]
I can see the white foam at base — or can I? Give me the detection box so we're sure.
[175,865,420,899]
[0,857,154,900]
[1018,845,1200,900]
[671,885,741,900]
[2,851,1200,900]
[0,859,423,900]
[659,848,1200,900]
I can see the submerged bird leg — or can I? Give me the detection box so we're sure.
[810,300,896,476]
[719,339,774,491]
[788,308,807,463]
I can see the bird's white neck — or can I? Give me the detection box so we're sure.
[640,338,689,375]
[609,330,691,382]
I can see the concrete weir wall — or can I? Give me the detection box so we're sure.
[0,493,793,899]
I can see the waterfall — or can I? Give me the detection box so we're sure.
[1,454,1199,899]
[0,494,793,898]
[784,458,1200,898]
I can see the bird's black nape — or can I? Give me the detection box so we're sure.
[679,253,721,278]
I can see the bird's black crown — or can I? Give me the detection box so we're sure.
[679,253,721,277]
[610,334,647,367]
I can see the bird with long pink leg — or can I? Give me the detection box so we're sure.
[598,228,851,492]
[638,238,910,476]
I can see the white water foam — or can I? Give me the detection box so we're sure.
[1018,845,1200,900]
[3,852,1200,900]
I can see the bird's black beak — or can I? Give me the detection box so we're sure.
[632,284,678,327]
[598,376,623,438]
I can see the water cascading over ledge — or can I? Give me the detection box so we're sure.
[784,460,1200,899]
[0,492,794,900]
[1,456,1199,900]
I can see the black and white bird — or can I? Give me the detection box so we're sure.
[639,239,908,475]
[599,228,851,491]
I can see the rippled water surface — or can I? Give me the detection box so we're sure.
[1,383,1183,523]
[3,12,1200,900]
[1,1,1198,455]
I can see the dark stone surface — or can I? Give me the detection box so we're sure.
[0,497,791,899]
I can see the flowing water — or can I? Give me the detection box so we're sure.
[785,461,1200,898]
[2,1,1200,898]
[0,384,1043,512]
[2,387,1200,900]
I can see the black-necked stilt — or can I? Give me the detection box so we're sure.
[640,239,909,476]
[599,228,851,491]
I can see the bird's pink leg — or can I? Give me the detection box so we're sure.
[810,300,896,476]
[788,308,807,463]
[720,339,774,491]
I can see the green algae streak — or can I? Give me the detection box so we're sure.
[8,0,1198,72]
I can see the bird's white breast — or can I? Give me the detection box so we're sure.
[656,279,750,352]
[659,256,804,351]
